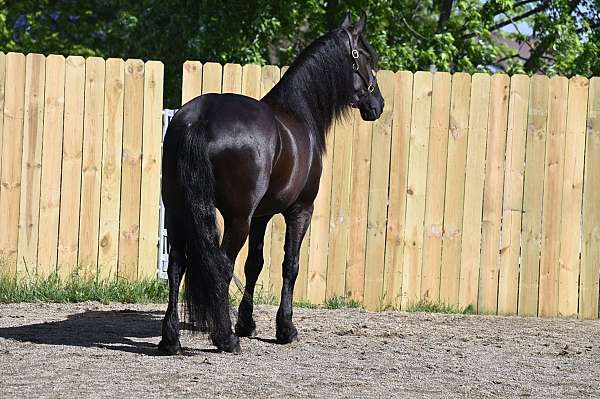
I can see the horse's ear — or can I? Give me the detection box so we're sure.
[340,12,352,28]
[353,11,367,35]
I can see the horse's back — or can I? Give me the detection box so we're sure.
[163,93,279,218]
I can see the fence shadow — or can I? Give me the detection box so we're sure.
[0,309,168,355]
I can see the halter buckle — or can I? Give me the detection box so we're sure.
[352,49,359,59]
[368,84,374,93]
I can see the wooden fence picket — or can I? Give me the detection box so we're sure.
[439,73,471,306]
[401,71,433,309]
[420,72,451,303]
[497,75,529,315]
[17,54,45,277]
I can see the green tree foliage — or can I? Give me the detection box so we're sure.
[1,0,599,107]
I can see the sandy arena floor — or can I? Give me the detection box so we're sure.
[0,303,598,398]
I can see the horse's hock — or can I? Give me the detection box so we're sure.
[0,51,598,320]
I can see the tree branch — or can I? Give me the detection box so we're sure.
[462,4,548,39]
[523,0,582,72]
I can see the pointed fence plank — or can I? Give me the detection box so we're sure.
[78,57,105,276]
[57,56,85,278]
[181,61,202,105]
[17,54,45,277]
[325,113,355,299]
[478,74,510,314]
[97,59,125,279]
[345,117,373,302]
[420,72,451,303]
[0,52,5,189]
[118,60,144,278]
[37,55,66,277]
[202,63,223,94]
[518,75,550,316]
[363,71,396,310]
[580,77,600,319]
[382,71,413,309]
[401,71,433,309]
[458,73,491,311]
[558,76,588,317]
[138,61,164,278]
[222,63,242,94]
[439,73,471,306]
[497,75,530,315]
[307,127,335,304]
[538,76,569,318]
[0,53,26,275]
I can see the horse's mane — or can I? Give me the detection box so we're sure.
[262,29,354,154]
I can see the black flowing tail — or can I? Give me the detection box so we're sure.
[177,120,231,336]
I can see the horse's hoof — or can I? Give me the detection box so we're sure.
[213,334,242,354]
[235,321,257,338]
[157,339,182,356]
[276,326,299,344]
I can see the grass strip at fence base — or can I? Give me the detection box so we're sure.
[0,273,475,316]
[0,273,169,304]
[405,299,475,315]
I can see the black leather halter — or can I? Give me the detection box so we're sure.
[343,28,375,95]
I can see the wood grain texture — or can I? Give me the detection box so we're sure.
[401,71,433,309]
[307,127,335,304]
[117,60,144,278]
[138,61,164,278]
[37,55,66,277]
[557,76,588,317]
[382,71,413,309]
[325,113,355,299]
[345,117,373,302]
[497,75,529,315]
[0,53,26,275]
[97,59,125,279]
[580,77,600,319]
[458,73,491,311]
[77,57,105,277]
[17,54,45,277]
[420,72,451,303]
[181,61,202,105]
[57,56,85,278]
[363,70,395,310]
[518,75,549,316]
[439,73,471,306]
[538,76,568,318]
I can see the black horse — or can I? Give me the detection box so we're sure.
[159,12,384,355]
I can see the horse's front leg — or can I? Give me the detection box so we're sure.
[276,204,313,344]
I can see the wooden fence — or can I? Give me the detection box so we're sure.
[0,52,164,280]
[182,61,600,319]
[0,51,598,320]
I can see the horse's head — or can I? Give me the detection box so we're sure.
[341,12,385,121]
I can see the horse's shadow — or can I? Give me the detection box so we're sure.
[0,309,167,356]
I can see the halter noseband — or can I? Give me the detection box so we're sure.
[343,28,375,96]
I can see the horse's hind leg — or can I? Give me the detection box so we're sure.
[276,204,313,344]
[235,215,271,337]
[158,217,187,355]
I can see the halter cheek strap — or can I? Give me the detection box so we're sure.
[342,28,375,94]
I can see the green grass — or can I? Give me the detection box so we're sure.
[0,273,169,304]
[0,272,476,316]
[405,299,475,315]
[324,295,362,309]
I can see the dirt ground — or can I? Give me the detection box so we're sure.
[0,303,598,398]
